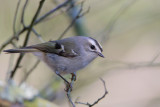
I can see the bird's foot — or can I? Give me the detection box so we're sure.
[64,73,76,92]
[65,82,73,92]
[71,73,76,81]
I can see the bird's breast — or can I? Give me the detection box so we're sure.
[44,53,87,74]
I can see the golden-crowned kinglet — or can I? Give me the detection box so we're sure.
[4,36,104,77]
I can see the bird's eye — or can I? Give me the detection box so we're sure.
[90,45,95,50]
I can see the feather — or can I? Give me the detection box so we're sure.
[26,41,64,54]
[4,41,78,57]
[3,48,38,53]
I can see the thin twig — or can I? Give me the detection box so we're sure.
[97,0,138,43]
[13,0,21,36]
[10,0,46,79]
[39,0,67,23]
[6,52,15,82]
[0,27,27,53]
[75,78,108,107]
[5,42,18,81]
[10,41,18,48]
[58,2,90,39]
[0,0,70,52]
[32,28,45,42]
[23,0,45,47]
[66,73,76,107]
[99,60,160,77]
[149,51,160,64]
[34,0,71,25]
[21,0,29,26]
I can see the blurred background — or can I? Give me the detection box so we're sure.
[0,0,160,107]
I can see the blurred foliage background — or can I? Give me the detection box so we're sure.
[0,0,160,107]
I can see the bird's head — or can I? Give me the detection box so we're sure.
[79,36,104,58]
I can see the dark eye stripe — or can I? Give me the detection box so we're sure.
[89,37,103,52]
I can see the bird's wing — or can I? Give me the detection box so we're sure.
[28,41,79,57]
[26,41,63,54]
[4,41,79,57]
[57,40,79,57]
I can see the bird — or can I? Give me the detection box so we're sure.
[4,36,104,83]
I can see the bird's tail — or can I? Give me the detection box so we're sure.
[3,48,38,53]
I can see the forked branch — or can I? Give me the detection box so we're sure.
[75,78,108,107]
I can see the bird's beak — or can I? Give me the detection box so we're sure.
[97,52,105,58]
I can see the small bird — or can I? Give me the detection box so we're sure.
[4,36,104,82]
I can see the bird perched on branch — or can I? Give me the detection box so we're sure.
[4,36,104,83]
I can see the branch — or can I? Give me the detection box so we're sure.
[0,27,27,52]
[98,0,138,43]
[58,2,90,39]
[41,0,87,23]
[21,0,29,27]
[149,51,160,64]
[13,0,21,36]
[99,61,160,78]
[66,73,76,107]
[0,0,70,52]
[32,28,45,42]
[34,0,71,25]
[10,0,46,79]
[75,78,108,107]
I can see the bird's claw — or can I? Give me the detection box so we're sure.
[65,83,73,92]
[71,73,76,81]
